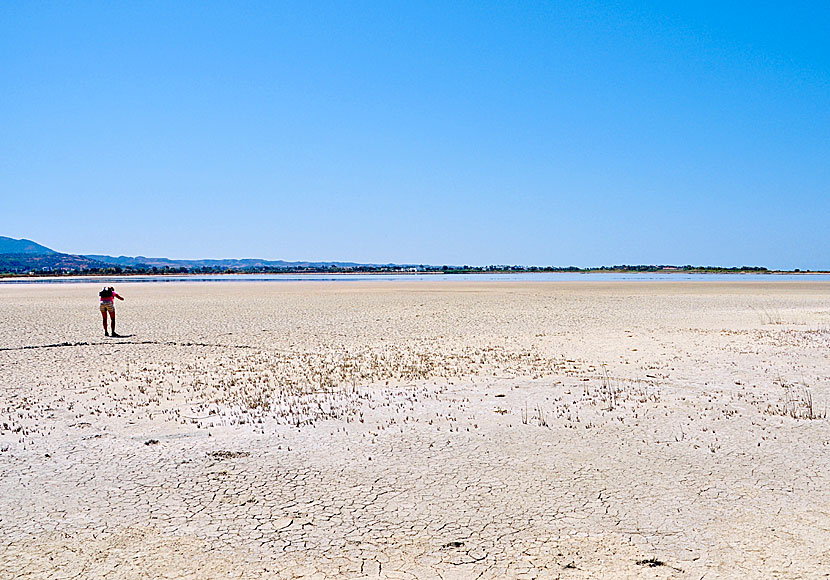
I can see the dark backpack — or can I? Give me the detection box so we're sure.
[99,288,113,299]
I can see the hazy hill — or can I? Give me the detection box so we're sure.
[0,236,57,255]
[1,236,370,272]
[0,236,117,272]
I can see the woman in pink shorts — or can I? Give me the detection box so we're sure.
[99,286,124,337]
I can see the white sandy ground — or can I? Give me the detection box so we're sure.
[1,280,829,579]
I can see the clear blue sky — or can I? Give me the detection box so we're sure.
[2,1,828,268]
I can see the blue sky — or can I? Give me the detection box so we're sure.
[2,1,828,268]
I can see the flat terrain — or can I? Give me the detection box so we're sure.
[1,280,829,579]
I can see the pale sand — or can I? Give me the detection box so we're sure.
[1,280,829,579]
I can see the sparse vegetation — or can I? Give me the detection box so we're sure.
[520,401,548,427]
[581,369,659,411]
[765,379,827,420]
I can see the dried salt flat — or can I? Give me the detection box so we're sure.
[1,280,829,579]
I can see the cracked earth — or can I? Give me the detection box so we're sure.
[1,280,829,578]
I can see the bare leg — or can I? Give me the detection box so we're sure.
[110,311,116,335]
[101,309,108,335]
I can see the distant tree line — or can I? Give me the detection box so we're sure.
[1,260,801,278]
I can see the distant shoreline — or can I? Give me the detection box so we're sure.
[2,267,829,281]
[3,270,830,284]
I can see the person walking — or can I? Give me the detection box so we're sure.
[99,286,124,336]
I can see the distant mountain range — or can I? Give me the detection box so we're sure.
[0,235,800,275]
[0,236,369,272]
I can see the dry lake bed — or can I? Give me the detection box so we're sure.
[1,280,829,579]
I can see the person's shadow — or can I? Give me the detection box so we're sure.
[109,334,135,338]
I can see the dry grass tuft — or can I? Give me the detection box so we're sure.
[765,379,827,420]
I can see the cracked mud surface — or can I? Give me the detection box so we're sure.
[2,281,829,578]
